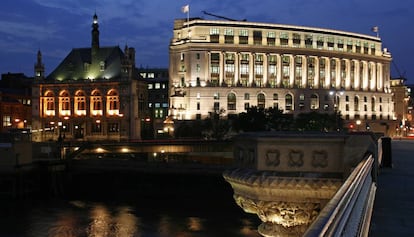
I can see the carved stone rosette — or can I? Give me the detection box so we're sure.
[223,169,342,237]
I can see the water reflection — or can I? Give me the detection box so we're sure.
[4,200,260,237]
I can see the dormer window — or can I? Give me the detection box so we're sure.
[83,62,90,72]
[100,61,105,71]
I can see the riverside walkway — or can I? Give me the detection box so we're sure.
[369,139,414,236]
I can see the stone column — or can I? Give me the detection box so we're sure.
[263,53,268,86]
[276,54,282,87]
[249,53,254,86]
[219,51,224,86]
[313,57,319,89]
[377,63,383,91]
[325,57,331,89]
[289,55,295,87]
[235,52,240,85]
[301,55,307,88]
[370,62,376,91]
[206,52,211,85]
[362,61,369,91]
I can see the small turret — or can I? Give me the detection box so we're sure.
[34,50,45,79]
[91,13,100,57]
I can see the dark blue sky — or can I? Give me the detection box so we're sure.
[1,0,413,83]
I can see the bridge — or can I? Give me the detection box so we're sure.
[223,132,395,237]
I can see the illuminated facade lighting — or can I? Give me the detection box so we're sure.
[169,18,395,133]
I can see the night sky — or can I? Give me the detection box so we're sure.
[1,0,413,83]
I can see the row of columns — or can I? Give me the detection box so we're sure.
[205,52,385,91]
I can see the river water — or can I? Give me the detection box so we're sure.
[0,171,261,237]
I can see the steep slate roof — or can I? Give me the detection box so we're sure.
[47,46,126,81]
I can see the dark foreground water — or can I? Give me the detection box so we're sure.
[0,171,261,237]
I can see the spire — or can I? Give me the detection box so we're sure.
[91,13,100,56]
[34,49,45,79]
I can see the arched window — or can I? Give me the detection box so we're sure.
[91,90,103,116]
[44,91,55,116]
[257,93,266,109]
[227,93,236,110]
[354,96,360,111]
[74,90,86,116]
[59,90,71,116]
[310,94,319,110]
[107,89,120,115]
[285,94,293,111]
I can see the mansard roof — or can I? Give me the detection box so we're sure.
[47,46,128,81]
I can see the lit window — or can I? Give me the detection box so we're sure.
[210,28,220,35]
[267,32,276,38]
[224,28,234,36]
[239,29,248,36]
[3,115,11,127]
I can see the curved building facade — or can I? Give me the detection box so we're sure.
[169,18,395,132]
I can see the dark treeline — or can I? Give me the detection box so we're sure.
[173,106,343,140]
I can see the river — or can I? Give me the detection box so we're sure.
[0,171,261,237]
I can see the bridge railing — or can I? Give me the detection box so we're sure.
[304,154,377,237]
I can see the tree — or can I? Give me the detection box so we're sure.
[294,111,343,132]
[202,108,232,140]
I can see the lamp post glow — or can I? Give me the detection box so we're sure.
[356,119,361,131]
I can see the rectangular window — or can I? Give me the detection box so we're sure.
[210,28,220,35]
[239,29,248,36]
[244,102,250,110]
[224,28,234,36]
[3,115,11,127]
[239,29,248,44]
[214,102,220,111]
[267,32,276,38]
[108,123,119,133]
[347,40,353,52]
[317,36,324,49]
[197,102,200,110]
[280,32,289,46]
[327,37,334,50]
[92,122,102,133]
[253,30,262,45]
[305,34,313,48]
[267,32,276,46]
[292,33,301,47]
[244,93,250,100]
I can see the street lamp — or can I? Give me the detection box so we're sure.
[356,119,361,131]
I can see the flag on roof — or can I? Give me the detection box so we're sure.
[182,4,189,13]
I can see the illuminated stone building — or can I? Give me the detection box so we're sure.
[169,18,396,134]
[31,14,147,142]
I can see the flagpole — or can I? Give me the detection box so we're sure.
[187,5,190,38]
